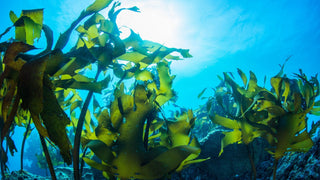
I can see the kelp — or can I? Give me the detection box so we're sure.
[73,68,102,180]
[20,117,31,171]
[207,65,320,180]
[9,9,44,45]
[40,76,72,164]
[39,133,57,180]
[81,84,205,179]
[0,0,198,179]
[161,109,209,172]
[0,41,73,165]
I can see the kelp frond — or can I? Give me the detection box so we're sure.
[207,66,320,179]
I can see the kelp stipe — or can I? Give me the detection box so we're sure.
[205,64,320,179]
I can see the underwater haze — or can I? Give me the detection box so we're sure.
[0,0,320,179]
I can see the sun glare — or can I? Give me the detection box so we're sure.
[116,0,182,47]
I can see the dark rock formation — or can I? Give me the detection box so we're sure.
[172,129,320,180]
[4,170,48,180]
[54,167,94,180]
[3,167,94,180]
[172,130,271,180]
[247,134,320,180]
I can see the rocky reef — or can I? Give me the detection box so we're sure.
[4,167,93,180]
[249,132,320,180]
[171,129,320,180]
[4,170,47,180]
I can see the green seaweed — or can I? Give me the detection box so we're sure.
[0,0,202,179]
[82,84,206,179]
[207,65,320,179]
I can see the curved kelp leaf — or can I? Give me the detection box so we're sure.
[146,61,176,106]
[40,76,72,165]
[106,1,140,35]
[95,109,118,146]
[42,49,67,76]
[163,111,209,172]
[209,68,319,180]
[209,114,244,156]
[55,0,112,50]
[273,112,313,160]
[84,13,105,30]
[1,80,18,124]
[1,41,72,165]
[86,0,113,13]
[197,88,207,99]
[166,110,195,147]
[10,9,44,45]
[82,85,205,179]
[2,42,35,71]
[85,140,114,163]
[176,138,210,172]
[53,75,110,93]
[237,68,247,87]
[83,157,110,172]
[138,146,200,179]
[6,136,17,156]
[38,24,54,56]
[18,57,49,138]
[117,40,192,65]
[0,42,35,142]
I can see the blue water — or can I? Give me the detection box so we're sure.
[1,0,320,176]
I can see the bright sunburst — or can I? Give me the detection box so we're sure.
[116,0,183,47]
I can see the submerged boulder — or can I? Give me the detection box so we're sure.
[275,135,320,180]
[4,167,94,180]
[172,129,270,179]
[4,170,48,180]
[246,133,320,180]
[172,129,320,180]
[54,167,94,180]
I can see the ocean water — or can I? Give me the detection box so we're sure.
[0,0,319,179]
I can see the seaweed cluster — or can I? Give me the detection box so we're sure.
[0,0,206,179]
[1,0,319,179]
[200,63,320,179]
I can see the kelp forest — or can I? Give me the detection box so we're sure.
[0,0,319,180]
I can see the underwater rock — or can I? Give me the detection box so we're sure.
[275,144,320,179]
[54,167,94,180]
[238,134,320,180]
[4,167,94,180]
[4,170,48,180]
[239,131,320,180]
[171,129,270,179]
[179,130,320,180]
[274,133,320,180]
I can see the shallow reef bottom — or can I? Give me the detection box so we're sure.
[4,131,320,180]
[4,167,94,180]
